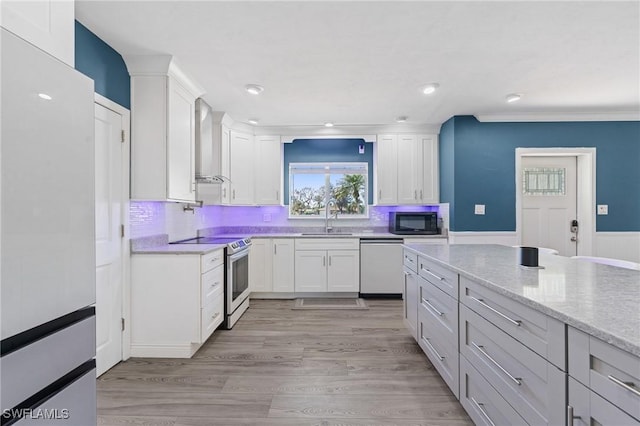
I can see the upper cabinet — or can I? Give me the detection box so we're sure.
[1,0,74,67]
[126,56,205,202]
[196,111,282,206]
[376,134,439,205]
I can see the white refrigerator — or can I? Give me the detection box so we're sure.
[1,28,97,424]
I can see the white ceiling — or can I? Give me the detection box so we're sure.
[76,1,640,127]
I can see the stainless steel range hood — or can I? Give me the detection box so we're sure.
[195,98,228,184]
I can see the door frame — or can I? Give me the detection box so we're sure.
[94,93,131,361]
[515,148,596,256]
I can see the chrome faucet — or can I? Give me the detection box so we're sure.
[325,200,337,233]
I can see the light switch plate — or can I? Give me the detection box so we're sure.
[474,204,485,215]
[597,205,608,215]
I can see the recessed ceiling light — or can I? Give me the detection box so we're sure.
[421,83,439,95]
[38,93,52,100]
[245,84,264,95]
[248,118,259,125]
[506,93,522,103]
[395,116,408,123]
[324,122,334,127]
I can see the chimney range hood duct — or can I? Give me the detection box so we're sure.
[195,98,229,184]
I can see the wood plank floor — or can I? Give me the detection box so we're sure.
[97,299,472,426]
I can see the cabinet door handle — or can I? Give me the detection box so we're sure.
[414,190,418,200]
[471,397,496,426]
[379,189,382,199]
[420,265,444,281]
[472,342,522,386]
[210,281,220,290]
[274,244,277,255]
[607,375,640,397]
[223,187,226,198]
[211,312,220,320]
[329,256,332,266]
[405,256,414,263]
[323,256,326,266]
[233,189,236,199]
[421,336,444,361]
[567,405,581,425]
[421,297,443,316]
[420,189,423,200]
[276,190,279,200]
[469,296,522,326]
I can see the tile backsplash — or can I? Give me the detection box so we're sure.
[130,202,447,241]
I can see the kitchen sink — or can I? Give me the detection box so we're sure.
[300,232,353,236]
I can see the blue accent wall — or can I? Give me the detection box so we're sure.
[283,139,375,205]
[74,21,130,109]
[442,116,640,232]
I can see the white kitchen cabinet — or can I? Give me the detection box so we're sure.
[1,0,74,67]
[272,239,295,292]
[229,131,254,204]
[375,134,439,205]
[127,57,205,202]
[295,239,360,292]
[249,239,273,292]
[254,135,282,205]
[249,238,295,294]
[130,250,224,358]
[568,377,640,426]
[403,249,419,340]
[376,134,398,205]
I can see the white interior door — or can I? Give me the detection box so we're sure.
[95,102,124,376]
[521,156,578,256]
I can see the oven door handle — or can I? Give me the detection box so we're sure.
[228,250,249,262]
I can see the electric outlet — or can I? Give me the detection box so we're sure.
[263,213,272,222]
[474,204,485,215]
[597,205,608,215]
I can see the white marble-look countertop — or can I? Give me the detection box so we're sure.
[404,243,640,357]
[132,244,227,255]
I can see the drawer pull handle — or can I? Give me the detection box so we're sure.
[472,342,522,386]
[421,336,444,361]
[211,312,220,320]
[421,297,443,316]
[405,257,414,263]
[471,397,496,426]
[607,375,640,397]
[421,266,444,281]
[469,296,522,326]
[567,405,581,425]
[210,257,220,263]
[210,281,220,289]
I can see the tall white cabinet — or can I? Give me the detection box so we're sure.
[126,56,205,202]
[1,0,75,67]
[376,134,439,205]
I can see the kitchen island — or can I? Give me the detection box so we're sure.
[403,243,640,426]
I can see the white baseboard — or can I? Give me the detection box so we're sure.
[594,232,640,263]
[130,343,198,358]
[448,231,518,246]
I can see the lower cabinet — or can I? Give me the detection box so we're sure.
[294,238,360,292]
[130,250,225,358]
[249,238,295,294]
[402,265,418,341]
[568,326,640,425]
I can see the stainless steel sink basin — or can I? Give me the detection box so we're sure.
[300,232,353,236]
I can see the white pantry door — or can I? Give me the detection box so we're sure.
[95,102,124,376]
[521,156,578,256]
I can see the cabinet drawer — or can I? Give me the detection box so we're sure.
[461,276,565,369]
[460,356,528,426]
[201,249,224,273]
[417,256,458,298]
[201,295,224,343]
[201,264,224,308]
[568,327,640,420]
[295,238,359,251]
[403,249,418,272]
[569,377,640,426]
[418,308,459,398]
[460,305,566,426]
[418,274,457,338]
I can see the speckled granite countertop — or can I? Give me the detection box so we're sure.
[404,243,640,357]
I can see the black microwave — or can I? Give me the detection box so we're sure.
[389,212,439,235]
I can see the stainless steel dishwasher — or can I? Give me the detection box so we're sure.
[359,238,404,297]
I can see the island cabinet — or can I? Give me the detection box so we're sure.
[130,249,225,358]
[459,277,566,426]
[416,256,459,398]
[249,238,295,294]
[294,239,359,293]
[567,327,640,425]
[402,249,419,340]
